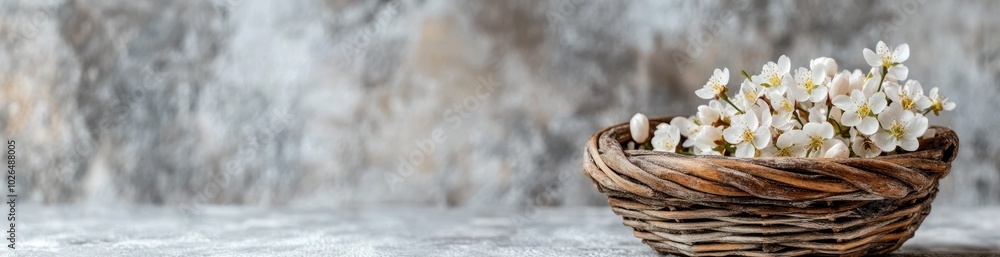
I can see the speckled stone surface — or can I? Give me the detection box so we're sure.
[13,205,1000,256]
[3,0,1000,209]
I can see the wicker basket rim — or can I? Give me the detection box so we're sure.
[588,115,959,163]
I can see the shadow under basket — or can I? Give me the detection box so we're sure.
[582,116,959,257]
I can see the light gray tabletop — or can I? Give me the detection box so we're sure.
[13,205,1000,256]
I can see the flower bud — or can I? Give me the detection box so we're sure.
[630,113,650,144]
[829,72,850,99]
[811,57,838,77]
[824,140,850,158]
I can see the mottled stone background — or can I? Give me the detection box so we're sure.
[1,0,998,209]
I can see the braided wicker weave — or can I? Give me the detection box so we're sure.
[583,116,958,257]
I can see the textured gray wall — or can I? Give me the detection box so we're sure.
[1,0,998,208]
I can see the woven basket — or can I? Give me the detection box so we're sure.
[582,116,958,257]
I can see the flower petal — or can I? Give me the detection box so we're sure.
[944,101,956,110]
[906,115,928,137]
[915,97,932,110]
[857,116,879,135]
[745,113,759,130]
[823,140,849,158]
[888,65,909,80]
[885,85,901,102]
[776,132,798,148]
[894,43,910,63]
[820,122,835,139]
[870,92,888,114]
[778,55,790,74]
[863,48,881,67]
[908,80,924,94]
[878,104,901,128]
[810,87,828,103]
[753,126,771,149]
[832,95,854,110]
[788,83,808,102]
[735,143,756,157]
[695,87,714,99]
[812,64,827,82]
[698,105,720,123]
[876,41,889,57]
[841,112,862,126]
[898,137,918,151]
[723,127,743,144]
[872,131,897,152]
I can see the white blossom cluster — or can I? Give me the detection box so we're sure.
[630,41,956,158]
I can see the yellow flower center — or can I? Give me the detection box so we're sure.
[803,78,817,93]
[808,136,824,152]
[882,55,894,67]
[768,75,781,87]
[878,47,895,67]
[713,84,725,93]
[900,94,914,110]
[781,100,793,112]
[776,147,791,157]
[744,91,756,101]
[742,128,755,142]
[930,96,944,111]
[856,103,871,116]
[890,122,907,139]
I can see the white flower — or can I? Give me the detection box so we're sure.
[927,87,956,115]
[695,68,730,99]
[735,79,764,110]
[768,91,798,130]
[823,140,850,158]
[863,41,909,80]
[828,71,854,99]
[696,104,720,125]
[811,57,838,77]
[688,125,723,152]
[651,123,681,152]
[723,112,771,157]
[886,80,931,112]
[749,99,773,129]
[751,55,792,95]
[696,100,734,125]
[789,65,829,103]
[630,113,650,143]
[833,89,887,135]
[873,103,929,152]
[861,71,882,95]
[798,122,835,157]
[670,116,697,137]
[761,131,807,157]
[849,69,867,93]
[850,127,882,158]
[807,102,842,124]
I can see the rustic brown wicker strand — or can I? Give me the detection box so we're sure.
[583,116,958,256]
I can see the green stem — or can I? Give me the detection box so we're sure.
[876,66,888,92]
[721,95,745,114]
[826,105,832,121]
[793,109,805,126]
